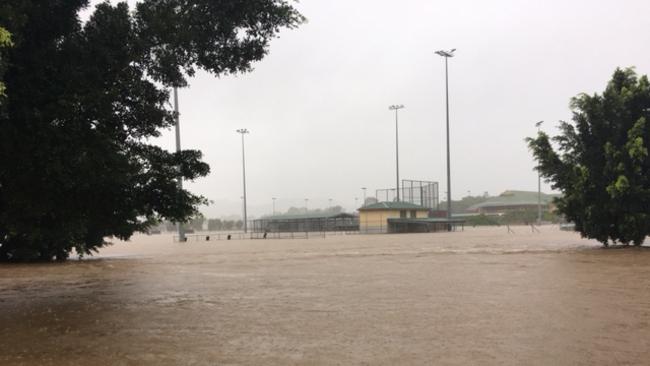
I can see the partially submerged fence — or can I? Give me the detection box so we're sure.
[173,230,360,243]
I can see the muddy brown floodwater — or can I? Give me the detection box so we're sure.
[1,226,650,365]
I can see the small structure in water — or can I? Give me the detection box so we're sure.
[252,212,359,233]
[359,201,464,233]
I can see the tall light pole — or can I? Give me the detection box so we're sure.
[435,48,456,229]
[272,197,277,216]
[173,87,186,242]
[389,105,405,201]
[535,120,544,224]
[361,187,367,206]
[236,129,249,233]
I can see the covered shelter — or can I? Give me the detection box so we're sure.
[252,212,359,233]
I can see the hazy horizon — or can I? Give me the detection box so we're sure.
[87,0,650,218]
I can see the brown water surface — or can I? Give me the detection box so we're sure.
[1,226,650,365]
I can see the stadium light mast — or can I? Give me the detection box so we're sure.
[361,187,367,206]
[435,48,456,229]
[236,129,250,233]
[535,120,544,225]
[389,105,405,201]
[173,87,186,242]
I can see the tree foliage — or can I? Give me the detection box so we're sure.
[0,26,11,99]
[528,68,650,246]
[0,1,303,261]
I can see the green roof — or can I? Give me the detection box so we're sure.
[468,190,560,210]
[359,201,428,211]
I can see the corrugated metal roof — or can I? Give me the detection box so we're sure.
[359,201,428,211]
[258,212,356,221]
[468,190,560,210]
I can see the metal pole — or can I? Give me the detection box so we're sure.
[538,172,542,224]
[362,187,367,206]
[395,108,400,202]
[535,121,544,225]
[272,197,276,216]
[444,56,452,230]
[173,87,186,242]
[435,49,456,230]
[237,129,249,233]
[389,105,404,201]
[242,133,247,233]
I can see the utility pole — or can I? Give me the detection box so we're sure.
[389,105,405,201]
[535,120,544,225]
[272,197,277,216]
[173,87,186,242]
[435,48,456,230]
[236,129,249,233]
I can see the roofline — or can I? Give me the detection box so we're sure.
[256,212,357,221]
[358,201,429,211]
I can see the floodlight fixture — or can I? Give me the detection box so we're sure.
[435,49,456,58]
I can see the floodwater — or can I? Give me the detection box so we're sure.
[1,226,650,365]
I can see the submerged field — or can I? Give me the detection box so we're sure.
[1,226,650,365]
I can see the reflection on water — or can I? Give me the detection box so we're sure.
[1,227,649,365]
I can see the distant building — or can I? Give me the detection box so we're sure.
[358,202,463,233]
[467,190,559,215]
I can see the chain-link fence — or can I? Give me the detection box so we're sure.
[376,179,439,209]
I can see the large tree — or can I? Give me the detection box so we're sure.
[528,68,650,246]
[0,1,303,261]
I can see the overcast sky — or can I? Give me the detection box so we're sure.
[88,0,650,218]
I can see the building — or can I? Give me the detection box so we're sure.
[358,201,463,233]
[467,190,559,215]
[359,202,429,233]
[251,212,359,233]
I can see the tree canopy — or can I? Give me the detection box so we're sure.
[0,1,304,261]
[528,68,650,246]
[0,26,11,98]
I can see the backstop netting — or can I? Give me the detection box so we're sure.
[376,179,439,210]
